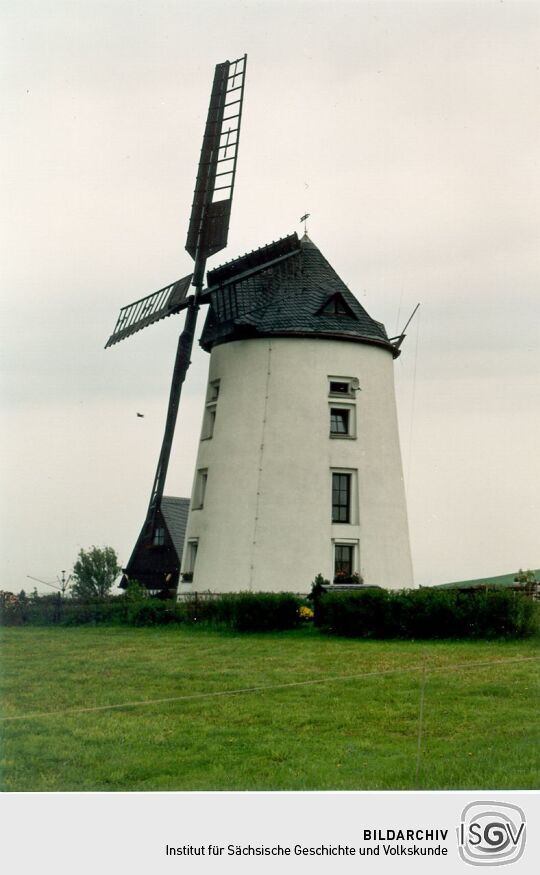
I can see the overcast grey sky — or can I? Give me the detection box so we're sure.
[2,0,539,593]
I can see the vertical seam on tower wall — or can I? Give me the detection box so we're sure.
[248,339,272,591]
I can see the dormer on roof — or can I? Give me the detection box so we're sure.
[316,292,358,319]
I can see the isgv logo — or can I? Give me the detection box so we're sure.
[458,801,526,866]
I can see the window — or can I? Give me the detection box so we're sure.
[202,407,216,440]
[318,293,357,318]
[329,380,351,396]
[328,376,358,397]
[202,380,220,439]
[332,541,360,582]
[328,379,357,438]
[330,407,349,435]
[332,472,351,523]
[152,526,165,546]
[183,539,198,579]
[194,468,208,509]
[334,544,354,577]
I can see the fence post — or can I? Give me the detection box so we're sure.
[415,661,428,787]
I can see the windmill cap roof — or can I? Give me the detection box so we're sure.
[201,232,398,356]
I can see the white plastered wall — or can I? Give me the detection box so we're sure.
[180,336,414,593]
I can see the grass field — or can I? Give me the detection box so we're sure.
[1,626,538,791]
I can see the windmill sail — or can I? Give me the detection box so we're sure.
[185,55,247,271]
[111,55,248,594]
[105,274,192,348]
[143,54,247,517]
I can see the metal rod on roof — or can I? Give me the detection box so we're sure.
[400,302,421,336]
[390,302,420,349]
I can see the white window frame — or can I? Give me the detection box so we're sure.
[331,538,360,583]
[328,375,359,399]
[330,467,358,525]
[208,379,220,402]
[201,379,220,439]
[184,539,199,576]
[329,402,356,439]
[193,468,208,510]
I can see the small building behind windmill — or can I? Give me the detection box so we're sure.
[121,496,190,597]
[177,232,414,594]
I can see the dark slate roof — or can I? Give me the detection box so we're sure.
[200,233,397,356]
[160,497,190,560]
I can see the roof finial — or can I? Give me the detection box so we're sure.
[300,213,310,237]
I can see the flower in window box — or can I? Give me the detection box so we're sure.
[181,572,193,582]
[333,570,364,585]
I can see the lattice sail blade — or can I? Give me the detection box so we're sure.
[185,54,247,261]
[105,274,193,348]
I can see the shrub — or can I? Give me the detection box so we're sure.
[307,574,329,624]
[1,594,143,626]
[127,599,185,626]
[315,587,537,639]
[315,588,391,637]
[0,591,23,626]
[457,589,537,639]
[212,592,302,632]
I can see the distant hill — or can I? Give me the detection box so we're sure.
[436,570,539,590]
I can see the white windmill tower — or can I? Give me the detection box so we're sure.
[180,231,414,593]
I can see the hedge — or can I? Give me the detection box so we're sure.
[314,587,537,639]
[3,588,534,638]
[0,591,302,633]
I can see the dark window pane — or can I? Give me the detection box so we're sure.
[332,473,351,522]
[153,527,165,546]
[330,381,349,394]
[335,545,353,576]
[330,408,349,434]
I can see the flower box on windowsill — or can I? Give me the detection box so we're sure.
[181,572,193,583]
[333,573,364,585]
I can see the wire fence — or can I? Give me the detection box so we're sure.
[2,654,537,724]
[1,650,538,790]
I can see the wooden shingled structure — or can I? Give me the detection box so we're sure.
[199,233,398,356]
[120,496,190,597]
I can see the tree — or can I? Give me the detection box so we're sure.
[71,546,121,600]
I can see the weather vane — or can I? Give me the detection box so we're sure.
[300,213,310,235]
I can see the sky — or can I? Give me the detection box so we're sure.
[1,0,539,594]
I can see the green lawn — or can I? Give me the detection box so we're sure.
[1,626,538,791]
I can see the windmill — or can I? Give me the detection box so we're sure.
[106,55,248,593]
[108,55,415,596]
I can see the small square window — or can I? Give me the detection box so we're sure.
[330,408,349,435]
[329,380,350,395]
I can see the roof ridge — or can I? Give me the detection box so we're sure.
[206,233,300,287]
